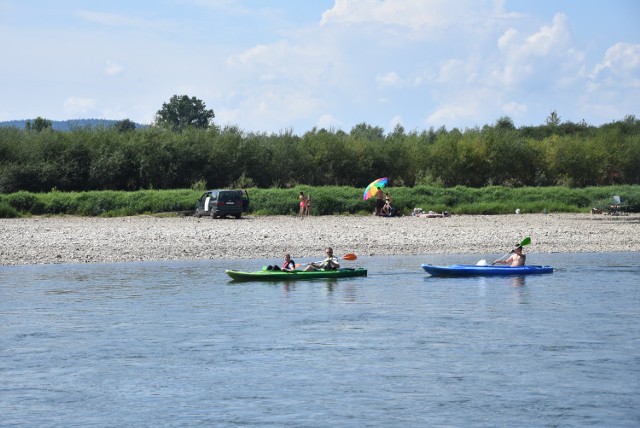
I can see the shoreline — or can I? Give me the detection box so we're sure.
[1,213,639,266]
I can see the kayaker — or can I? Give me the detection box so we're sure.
[304,247,340,271]
[267,253,297,271]
[494,245,526,266]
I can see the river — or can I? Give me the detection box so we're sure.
[1,253,638,427]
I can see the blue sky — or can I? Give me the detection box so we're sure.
[1,0,638,134]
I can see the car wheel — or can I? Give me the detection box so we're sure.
[195,209,202,218]
[235,213,241,219]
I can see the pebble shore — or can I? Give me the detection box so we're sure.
[1,213,638,266]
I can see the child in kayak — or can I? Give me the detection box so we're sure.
[304,247,340,271]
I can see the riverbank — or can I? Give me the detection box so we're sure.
[1,213,638,266]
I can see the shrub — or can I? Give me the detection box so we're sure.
[0,202,19,218]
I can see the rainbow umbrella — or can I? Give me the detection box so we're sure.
[363,177,388,201]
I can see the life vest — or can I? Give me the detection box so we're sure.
[282,260,295,270]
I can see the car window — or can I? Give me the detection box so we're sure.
[219,192,236,202]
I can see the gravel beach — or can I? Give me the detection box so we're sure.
[1,213,638,266]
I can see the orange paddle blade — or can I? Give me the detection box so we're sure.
[342,253,357,261]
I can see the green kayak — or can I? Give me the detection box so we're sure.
[225,267,367,281]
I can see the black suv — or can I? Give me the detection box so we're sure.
[194,189,249,219]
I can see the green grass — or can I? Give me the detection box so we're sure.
[0,185,638,218]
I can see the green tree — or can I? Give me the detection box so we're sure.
[25,117,52,132]
[546,110,561,127]
[155,95,214,132]
[113,118,136,133]
[495,116,515,131]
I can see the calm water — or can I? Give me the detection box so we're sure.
[1,253,639,427]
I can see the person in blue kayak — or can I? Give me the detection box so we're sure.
[494,244,526,266]
[267,253,296,271]
[304,247,340,271]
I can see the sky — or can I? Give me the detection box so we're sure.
[1,0,639,134]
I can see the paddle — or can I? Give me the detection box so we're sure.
[492,237,531,265]
[295,253,357,268]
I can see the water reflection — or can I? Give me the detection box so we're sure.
[511,276,525,288]
[510,276,530,305]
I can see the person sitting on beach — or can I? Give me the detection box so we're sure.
[379,195,400,217]
[303,247,340,271]
[494,245,526,266]
[381,196,392,216]
[267,253,296,271]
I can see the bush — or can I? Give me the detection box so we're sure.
[1,185,638,217]
[0,202,19,218]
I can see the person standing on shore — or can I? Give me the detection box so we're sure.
[305,195,312,217]
[375,187,385,215]
[299,191,306,218]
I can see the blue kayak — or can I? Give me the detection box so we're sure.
[421,264,553,277]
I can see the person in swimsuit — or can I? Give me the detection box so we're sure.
[299,191,306,218]
[305,195,312,216]
[375,187,385,215]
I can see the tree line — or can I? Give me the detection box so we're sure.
[0,105,638,193]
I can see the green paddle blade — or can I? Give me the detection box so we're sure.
[520,237,532,246]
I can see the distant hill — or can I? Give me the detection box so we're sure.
[0,119,149,131]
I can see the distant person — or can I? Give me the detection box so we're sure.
[375,188,385,215]
[267,253,296,271]
[304,247,340,271]
[494,244,526,266]
[380,195,400,217]
[299,191,306,218]
[305,195,313,216]
[381,195,392,216]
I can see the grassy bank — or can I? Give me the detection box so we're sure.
[1,185,638,218]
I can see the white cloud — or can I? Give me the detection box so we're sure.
[492,13,575,87]
[2,1,636,132]
[389,115,404,129]
[76,10,174,31]
[63,97,97,115]
[436,59,470,84]
[316,113,341,130]
[320,0,495,31]
[502,101,527,116]
[524,13,570,56]
[376,72,402,87]
[591,42,640,86]
[425,88,497,128]
[226,44,271,66]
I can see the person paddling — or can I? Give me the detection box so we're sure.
[304,247,340,271]
[494,244,526,266]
